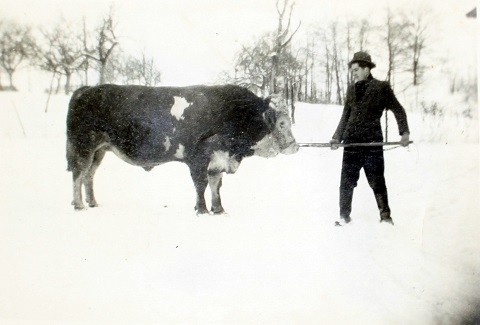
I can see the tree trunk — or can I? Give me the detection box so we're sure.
[334,60,342,105]
[304,47,308,101]
[7,71,15,89]
[65,71,72,95]
[270,54,278,94]
[100,61,106,85]
[296,77,302,101]
[310,58,314,102]
[325,47,331,103]
[55,74,62,94]
[387,44,393,84]
[413,59,418,86]
[284,75,289,103]
[84,60,89,86]
[290,79,295,124]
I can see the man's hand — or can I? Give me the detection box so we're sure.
[330,138,340,150]
[400,132,410,147]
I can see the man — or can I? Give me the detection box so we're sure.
[330,51,410,226]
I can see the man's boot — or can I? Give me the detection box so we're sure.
[375,193,394,225]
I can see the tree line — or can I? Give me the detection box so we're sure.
[222,1,432,107]
[0,8,162,94]
[0,0,472,111]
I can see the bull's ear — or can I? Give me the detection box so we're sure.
[264,108,277,130]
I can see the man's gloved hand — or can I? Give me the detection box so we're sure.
[330,138,340,150]
[400,132,410,147]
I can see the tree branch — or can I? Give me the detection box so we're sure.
[281,21,302,48]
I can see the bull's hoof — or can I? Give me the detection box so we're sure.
[195,207,209,216]
[87,200,98,208]
[211,207,226,215]
[72,200,85,210]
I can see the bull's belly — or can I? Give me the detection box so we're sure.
[103,140,185,168]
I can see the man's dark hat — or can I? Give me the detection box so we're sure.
[348,51,376,69]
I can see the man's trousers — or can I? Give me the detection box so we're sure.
[339,148,391,219]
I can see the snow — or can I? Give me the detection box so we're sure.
[0,91,479,324]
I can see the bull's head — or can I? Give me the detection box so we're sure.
[252,94,299,157]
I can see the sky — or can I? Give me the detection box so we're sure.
[0,0,477,86]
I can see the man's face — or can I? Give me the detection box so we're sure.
[351,63,370,82]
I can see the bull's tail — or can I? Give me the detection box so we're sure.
[66,139,74,171]
[66,86,90,172]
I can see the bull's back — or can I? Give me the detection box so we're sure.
[66,83,269,164]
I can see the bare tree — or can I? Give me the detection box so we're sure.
[294,31,319,103]
[116,53,162,86]
[0,21,35,90]
[36,20,84,95]
[357,19,371,52]
[233,35,273,95]
[85,8,119,85]
[310,25,334,104]
[404,9,429,86]
[116,54,138,85]
[300,39,317,102]
[383,7,409,86]
[81,17,96,86]
[333,24,345,105]
[309,39,317,102]
[280,45,303,122]
[319,22,345,105]
[138,54,162,86]
[270,0,301,94]
[323,35,333,104]
[345,21,354,89]
[380,7,410,140]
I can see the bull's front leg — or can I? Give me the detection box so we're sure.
[208,171,225,214]
[190,167,209,215]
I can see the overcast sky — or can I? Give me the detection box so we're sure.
[0,0,477,86]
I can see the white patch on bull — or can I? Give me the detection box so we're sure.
[208,151,240,174]
[251,134,281,158]
[171,96,190,120]
[163,136,171,151]
[174,144,185,159]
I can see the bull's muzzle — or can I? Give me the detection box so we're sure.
[280,140,300,155]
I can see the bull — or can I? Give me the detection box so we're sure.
[66,84,298,214]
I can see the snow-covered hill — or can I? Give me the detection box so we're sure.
[0,91,479,324]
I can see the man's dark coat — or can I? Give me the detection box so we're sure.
[332,75,409,144]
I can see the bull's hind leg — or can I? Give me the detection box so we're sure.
[83,148,106,208]
[69,149,96,210]
[189,166,209,215]
[208,172,225,214]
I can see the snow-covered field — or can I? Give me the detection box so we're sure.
[0,91,479,324]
